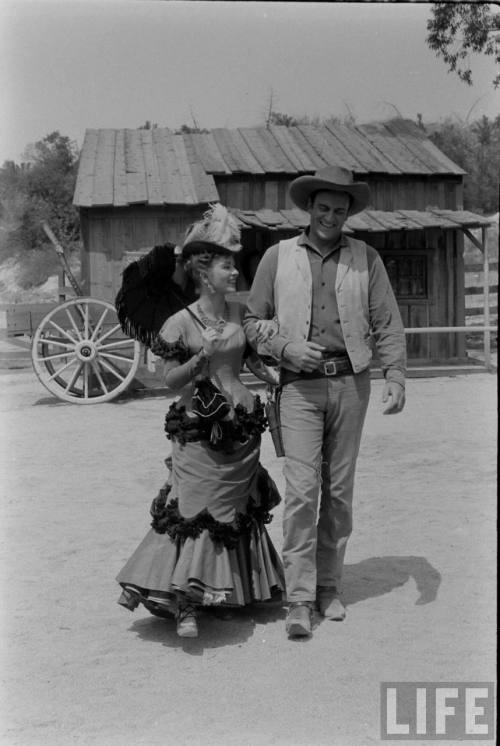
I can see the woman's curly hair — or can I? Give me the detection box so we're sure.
[181,240,233,288]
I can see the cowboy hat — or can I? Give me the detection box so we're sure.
[289,166,370,215]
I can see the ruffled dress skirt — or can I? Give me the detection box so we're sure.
[116,423,285,617]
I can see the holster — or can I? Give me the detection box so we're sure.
[265,385,285,458]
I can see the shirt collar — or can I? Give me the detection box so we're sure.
[298,230,348,256]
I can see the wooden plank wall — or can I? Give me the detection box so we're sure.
[81,206,204,302]
[358,227,468,362]
[215,175,462,212]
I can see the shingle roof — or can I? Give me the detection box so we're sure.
[231,208,493,234]
[73,121,466,208]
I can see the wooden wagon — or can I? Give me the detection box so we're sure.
[27,224,142,403]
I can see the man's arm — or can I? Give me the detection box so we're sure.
[243,245,289,360]
[368,250,407,412]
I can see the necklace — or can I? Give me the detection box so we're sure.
[196,302,228,334]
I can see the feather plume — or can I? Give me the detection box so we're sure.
[184,203,241,251]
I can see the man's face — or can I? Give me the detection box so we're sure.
[307,190,350,247]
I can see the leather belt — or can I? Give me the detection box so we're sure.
[280,356,353,385]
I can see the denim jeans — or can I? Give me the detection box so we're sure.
[279,372,371,602]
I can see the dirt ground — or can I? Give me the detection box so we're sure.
[0,369,496,746]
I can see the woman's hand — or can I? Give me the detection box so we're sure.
[255,318,279,344]
[201,327,223,357]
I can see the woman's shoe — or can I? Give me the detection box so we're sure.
[175,603,198,638]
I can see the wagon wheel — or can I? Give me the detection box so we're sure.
[32,297,141,404]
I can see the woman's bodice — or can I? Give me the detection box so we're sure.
[160,302,255,413]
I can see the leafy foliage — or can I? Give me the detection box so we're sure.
[427,3,500,87]
[174,124,209,134]
[427,114,500,213]
[266,111,356,128]
[0,131,80,265]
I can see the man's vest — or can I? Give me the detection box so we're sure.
[274,235,372,373]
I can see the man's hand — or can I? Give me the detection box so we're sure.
[255,318,279,344]
[282,341,325,372]
[382,381,405,414]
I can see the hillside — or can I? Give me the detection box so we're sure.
[0,254,81,304]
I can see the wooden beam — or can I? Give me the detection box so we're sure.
[462,227,484,253]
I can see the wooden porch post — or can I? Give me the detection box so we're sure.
[463,226,491,371]
[481,226,491,370]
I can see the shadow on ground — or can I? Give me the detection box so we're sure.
[343,555,441,606]
[128,601,287,654]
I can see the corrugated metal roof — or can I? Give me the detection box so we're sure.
[74,121,466,208]
[232,208,493,233]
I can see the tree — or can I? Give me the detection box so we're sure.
[427,115,500,213]
[174,124,209,134]
[267,111,300,127]
[426,3,500,87]
[265,111,355,128]
[0,131,80,261]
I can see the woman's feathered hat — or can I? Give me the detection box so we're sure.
[182,202,242,252]
[115,204,242,345]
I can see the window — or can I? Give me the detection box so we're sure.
[383,254,428,299]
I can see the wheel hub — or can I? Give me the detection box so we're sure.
[75,341,97,361]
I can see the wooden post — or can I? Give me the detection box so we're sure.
[482,226,491,370]
[463,226,492,371]
[58,266,66,303]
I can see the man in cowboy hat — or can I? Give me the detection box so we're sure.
[243,165,406,638]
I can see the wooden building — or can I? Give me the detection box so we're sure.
[73,120,492,364]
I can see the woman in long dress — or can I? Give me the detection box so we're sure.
[116,239,284,637]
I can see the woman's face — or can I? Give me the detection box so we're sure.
[204,255,239,294]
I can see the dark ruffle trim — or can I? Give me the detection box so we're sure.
[150,464,281,550]
[149,334,191,363]
[164,396,267,452]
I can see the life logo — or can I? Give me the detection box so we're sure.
[380,682,495,740]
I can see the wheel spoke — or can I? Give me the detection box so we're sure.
[94,322,123,345]
[47,357,79,382]
[84,302,90,338]
[40,337,74,349]
[97,339,136,350]
[89,308,109,342]
[65,308,83,341]
[98,351,136,364]
[73,302,95,338]
[65,362,84,392]
[90,361,109,394]
[97,357,127,382]
[38,350,75,362]
[48,319,78,344]
[83,362,89,398]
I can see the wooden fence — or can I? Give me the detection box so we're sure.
[464,261,498,327]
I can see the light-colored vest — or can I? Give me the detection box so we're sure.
[274,235,372,373]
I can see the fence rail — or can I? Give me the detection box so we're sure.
[464,260,497,327]
[404,325,496,370]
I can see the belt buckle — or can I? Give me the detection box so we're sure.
[323,360,337,376]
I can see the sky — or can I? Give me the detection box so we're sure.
[1,0,499,164]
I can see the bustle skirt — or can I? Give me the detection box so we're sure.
[116,435,285,617]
